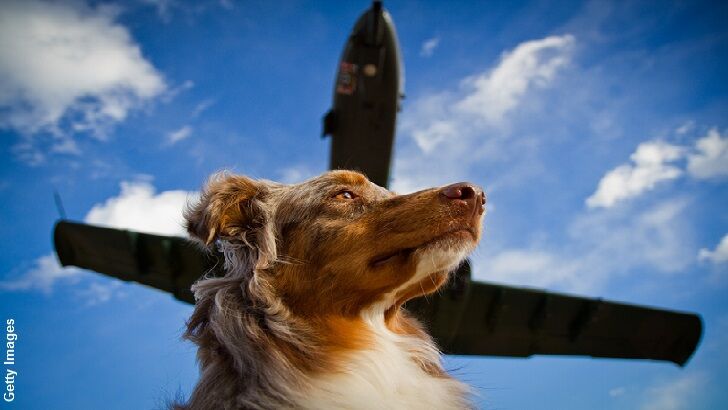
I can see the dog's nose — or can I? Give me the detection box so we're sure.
[440,182,486,215]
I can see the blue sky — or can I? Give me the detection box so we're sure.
[1,0,727,408]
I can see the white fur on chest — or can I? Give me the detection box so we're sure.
[296,247,472,409]
[298,312,468,410]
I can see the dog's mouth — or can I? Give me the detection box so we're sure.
[370,227,477,268]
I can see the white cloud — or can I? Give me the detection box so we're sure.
[0,0,166,157]
[640,373,705,410]
[402,34,575,153]
[392,35,575,195]
[578,197,694,277]
[699,234,728,264]
[587,128,728,208]
[420,36,440,57]
[85,180,195,236]
[454,35,575,125]
[1,180,196,296]
[0,254,82,293]
[192,98,215,118]
[162,79,194,102]
[687,128,728,179]
[0,255,128,304]
[402,93,454,153]
[477,198,694,293]
[166,125,192,145]
[484,249,581,289]
[392,36,709,294]
[675,120,695,135]
[76,280,124,306]
[586,141,685,208]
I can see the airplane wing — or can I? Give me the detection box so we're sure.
[54,220,211,304]
[405,264,702,367]
[54,220,702,366]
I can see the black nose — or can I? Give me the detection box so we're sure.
[440,182,486,214]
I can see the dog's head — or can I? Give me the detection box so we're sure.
[185,170,485,317]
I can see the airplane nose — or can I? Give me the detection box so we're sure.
[440,182,486,215]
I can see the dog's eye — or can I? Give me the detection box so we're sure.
[333,190,357,200]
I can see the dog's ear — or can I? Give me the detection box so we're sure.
[185,173,270,247]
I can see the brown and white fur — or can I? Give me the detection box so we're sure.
[175,170,486,410]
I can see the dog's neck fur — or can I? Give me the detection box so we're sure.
[300,306,471,410]
[177,242,470,410]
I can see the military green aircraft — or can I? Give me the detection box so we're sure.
[53,1,701,367]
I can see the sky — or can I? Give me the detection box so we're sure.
[0,0,727,408]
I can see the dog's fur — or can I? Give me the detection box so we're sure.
[175,170,485,410]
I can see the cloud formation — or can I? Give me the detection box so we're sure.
[586,141,684,208]
[640,373,705,410]
[401,34,575,154]
[166,125,193,145]
[420,36,440,57]
[85,180,195,237]
[393,35,715,294]
[484,249,580,289]
[587,128,728,208]
[0,254,81,293]
[393,35,575,194]
[699,234,728,265]
[687,128,728,179]
[454,35,575,125]
[0,0,166,160]
[1,180,195,294]
[479,198,693,292]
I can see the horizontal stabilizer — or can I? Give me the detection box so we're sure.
[407,270,702,366]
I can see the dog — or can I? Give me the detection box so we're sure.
[175,170,485,410]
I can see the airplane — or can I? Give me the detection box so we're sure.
[53,1,701,367]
